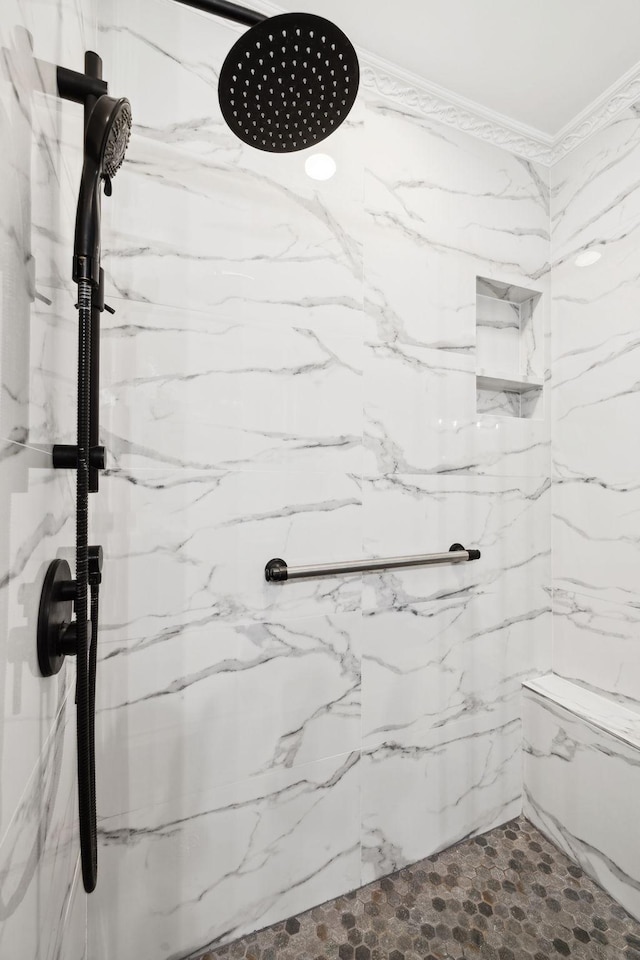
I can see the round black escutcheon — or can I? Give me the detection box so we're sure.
[37,559,74,677]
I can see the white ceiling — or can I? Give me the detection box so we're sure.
[274,0,640,135]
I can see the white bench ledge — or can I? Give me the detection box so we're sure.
[523,674,640,752]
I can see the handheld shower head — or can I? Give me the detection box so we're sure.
[74,95,132,284]
[218,12,359,153]
[88,95,132,179]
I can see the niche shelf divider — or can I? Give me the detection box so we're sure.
[475,276,544,420]
[476,370,543,394]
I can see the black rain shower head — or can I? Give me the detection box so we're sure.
[74,95,132,284]
[218,12,359,153]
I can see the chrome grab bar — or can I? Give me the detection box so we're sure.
[265,543,481,583]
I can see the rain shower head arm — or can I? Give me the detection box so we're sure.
[170,0,265,27]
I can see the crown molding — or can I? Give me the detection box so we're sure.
[361,50,640,167]
[549,57,640,164]
[360,53,555,165]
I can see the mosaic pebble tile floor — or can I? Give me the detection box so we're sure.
[193,817,640,960]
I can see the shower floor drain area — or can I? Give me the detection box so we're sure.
[192,817,640,960]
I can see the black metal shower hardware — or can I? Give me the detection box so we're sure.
[177,0,360,152]
[37,51,130,896]
[36,0,360,897]
[265,544,482,582]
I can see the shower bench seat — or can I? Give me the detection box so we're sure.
[522,674,640,924]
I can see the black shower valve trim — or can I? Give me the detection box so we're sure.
[37,545,104,676]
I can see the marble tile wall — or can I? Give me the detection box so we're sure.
[523,683,640,923]
[0,0,555,957]
[11,0,640,955]
[550,101,640,705]
[81,2,552,959]
[0,0,96,956]
[522,82,640,932]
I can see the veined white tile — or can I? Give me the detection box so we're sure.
[553,589,640,706]
[0,0,94,955]
[476,294,521,371]
[357,471,549,880]
[2,284,79,450]
[363,595,550,751]
[95,611,361,815]
[0,4,560,955]
[99,298,363,473]
[0,440,75,838]
[364,343,550,477]
[364,240,476,354]
[60,858,88,960]
[523,687,640,923]
[12,0,98,77]
[552,106,640,261]
[0,86,83,449]
[98,0,364,323]
[361,473,550,611]
[89,751,360,960]
[524,674,640,750]
[102,131,363,322]
[546,92,640,932]
[365,95,550,293]
[98,0,239,151]
[92,467,362,647]
[0,687,86,960]
[553,479,640,606]
[361,714,521,883]
[552,236,640,488]
[2,0,97,208]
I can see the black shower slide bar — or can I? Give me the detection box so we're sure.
[265,543,481,583]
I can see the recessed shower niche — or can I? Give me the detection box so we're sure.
[475,276,544,419]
